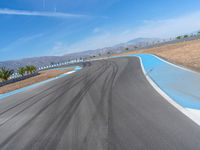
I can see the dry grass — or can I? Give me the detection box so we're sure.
[117,39,200,72]
[0,68,73,94]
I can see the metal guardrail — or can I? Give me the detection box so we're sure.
[38,60,84,71]
[0,60,85,87]
[0,72,39,87]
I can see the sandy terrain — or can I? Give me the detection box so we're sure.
[119,39,200,72]
[0,68,73,94]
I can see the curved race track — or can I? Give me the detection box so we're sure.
[0,57,200,150]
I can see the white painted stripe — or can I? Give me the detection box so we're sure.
[136,56,200,126]
[186,108,200,123]
[64,71,76,75]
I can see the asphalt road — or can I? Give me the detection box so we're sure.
[0,57,200,150]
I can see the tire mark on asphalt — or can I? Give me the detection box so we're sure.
[0,61,106,126]
[80,62,113,150]
[32,61,110,150]
[0,61,108,149]
[81,61,119,150]
[107,61,119,150]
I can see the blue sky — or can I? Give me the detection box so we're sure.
[1,0,200,61]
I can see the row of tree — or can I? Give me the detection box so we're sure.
[18,66,37,76]
[176,31,200,40]
[0,65,37,82]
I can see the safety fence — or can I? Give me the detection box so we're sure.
[0,72,39,87]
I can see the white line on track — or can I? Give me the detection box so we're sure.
[88,55,200,126]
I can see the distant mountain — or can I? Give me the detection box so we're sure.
[0,37,162,70]
[127,38,161,45]
[107,37,162,50]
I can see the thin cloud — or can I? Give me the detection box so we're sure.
[54,11,200,55]
[0,8,88,18]
[0,33,44,52]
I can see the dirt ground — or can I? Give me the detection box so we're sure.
[118,39,200,72]
[0,68,73,94]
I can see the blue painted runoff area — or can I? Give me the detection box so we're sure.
[129,54,200,110]
[0,66,82,100]
[49,67,74,71]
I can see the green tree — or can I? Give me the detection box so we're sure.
[25,66,31,74]
[25,65,37,74]
[0,67,14,81]
[184,35,189,38]
[29,65,37,74]
[125,48,129,51]
[18,67,26,76]
[176,36,182,39]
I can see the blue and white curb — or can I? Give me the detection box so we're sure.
[129,54,200,126]
[0,66,82,100]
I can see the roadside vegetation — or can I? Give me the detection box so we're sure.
[176,35,189,39]
[0,68,73,94]
[25,65,37,74]
[18,67,26,76]
[0,67,14,81]
[176,31,200,40]
[0,65,37,82]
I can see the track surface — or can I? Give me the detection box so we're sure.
[0,57,200,150]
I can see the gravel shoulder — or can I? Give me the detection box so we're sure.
[118,39,200,72]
